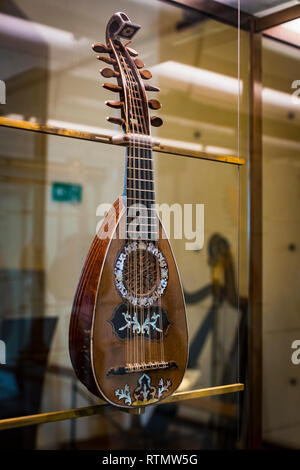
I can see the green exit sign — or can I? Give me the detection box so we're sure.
[52,182,82,203]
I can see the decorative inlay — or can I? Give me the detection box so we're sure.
[115,373,172,406]
[119,311,162,335]
[115,384,132,405]
[114,241,168,307]
[109,303,170,340]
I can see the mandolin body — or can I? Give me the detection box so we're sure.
[69,198,188,407]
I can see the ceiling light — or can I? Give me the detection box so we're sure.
[282,18,300,34]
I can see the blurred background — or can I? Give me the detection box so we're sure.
[0,0,299,450]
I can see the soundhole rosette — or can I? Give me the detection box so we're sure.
[114,241,168,307]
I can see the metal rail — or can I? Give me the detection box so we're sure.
[0,383,244,431]
[0,117,245,166]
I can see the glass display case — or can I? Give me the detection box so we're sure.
[0,0,299,452]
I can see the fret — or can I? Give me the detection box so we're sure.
[127,221,157,225]
[128,166,153,173]
[129,114,143,120]
[129,107,142,115]
[127,164,153,169]
[126,207,156,213]
[127,177,154,183]
[126,197,156,202]
[126,77,137,84]
[128,88,141,96]
[129,104,144,110]
[126,184,154,192]
[127,167,153,172]
[127,157,153,162]
[127,229,158,234]
[126,203,156,210]
[126,148,153,152]
[127,225,158,230]
[129,104,143,110]
[127,154,153,159]
[126,218,157,222]
[127,222,157,228]
[127,166,153,172]
[127,85,139,92]
[127,233,159,238]
[126,176,154,182]
[126,187,155,193]
[127,225,158,233]
[129,96,140,102]
[127,221,158,227]
[126,175,153,183]
[126,174,153,182]
[127,192,154,198]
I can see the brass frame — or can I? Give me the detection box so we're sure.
[255,5,300,32]
[165,1,300,46]
[248,19,263,449]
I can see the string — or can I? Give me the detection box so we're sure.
[123,56,151,367]
[122,52,132,370]
[155,145,164,365]
[128,64,147,368]
[120,53,140,368]
[117,47,134,371]
[119,49,164,370]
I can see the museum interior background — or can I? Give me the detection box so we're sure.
[0,0,299,450]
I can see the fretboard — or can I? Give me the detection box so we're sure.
[125,146,157,241]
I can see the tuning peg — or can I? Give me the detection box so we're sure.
[145,84,160,92]
[107,117,125,126]
[97,55,116,65]
[134,58,144,69]
[148,99,161,110]
[102,83,123,92]
[100,68,120,78]
[126,46,138,57]
[92,42,111,53]
[140,69,152,80]
[105,100,123,109]
[151,116,163,127]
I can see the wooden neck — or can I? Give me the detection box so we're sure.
[125,143,155,207]
[114,41,157,240]
[125,143,157,241]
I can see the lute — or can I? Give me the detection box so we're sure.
[69,12,188,408]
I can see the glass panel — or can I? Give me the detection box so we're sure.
[0,0,245,154]
[262,36,300,449]
[0,0,245,450]
[156,155,240,391]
